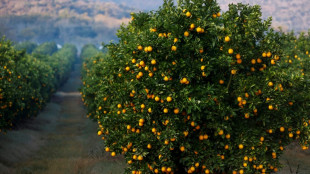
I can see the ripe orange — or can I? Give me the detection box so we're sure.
[186,11,191,17]
[190,23,195,30]
[184,31,190,37]
[97,130,102,136]
[137,155,143,160]
[224,36,230,42]
[224,144,229,150]
[167,96,172,102]
[171,46,177,51]
[231,69,237,75]
[164,76,169,81]
[289,132,294,138]
[268,105,273,110]
[180,146,185,152]
[267,51,272,57]
[199,135,204,140]
[196,27,202,33]
[155,96,160,101]
[163,108,168,113]
[236,53,241,59]
[167,167,172,172]
[257,58,262,63]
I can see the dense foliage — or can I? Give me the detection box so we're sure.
[80,44,100,60]
[81,0,310,173]
[32,42,58,56]
[0,37,77,132]
[14,41,38,54]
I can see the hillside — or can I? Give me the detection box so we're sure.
[218,0,310,32]
[0,0,309,50]
[0,0,133,50]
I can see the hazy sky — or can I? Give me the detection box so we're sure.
[104,0,266,11]
[106,0,309,32]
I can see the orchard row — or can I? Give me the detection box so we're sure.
[0,39,77,132]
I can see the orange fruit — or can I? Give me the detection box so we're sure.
[236,54,241,59]
[147,46,153,52]
[163,108,168,113]
[224,36,230,42]
[190,23,195,30]
[180,146,185,152]
[167,96,172,102]
[186,11,191,17]
[184,31,190,37]
[171,46,177,51]
[231,69,237,75]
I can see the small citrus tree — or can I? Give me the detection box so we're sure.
[81,0,310,173]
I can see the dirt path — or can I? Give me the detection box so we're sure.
[0,63,125,174]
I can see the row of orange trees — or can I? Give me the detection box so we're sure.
[80,0,310,173]
[0,38,77,132]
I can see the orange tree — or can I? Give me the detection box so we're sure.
[80,44,100,60]
[0,37,77,132]
[81,0,310,173]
